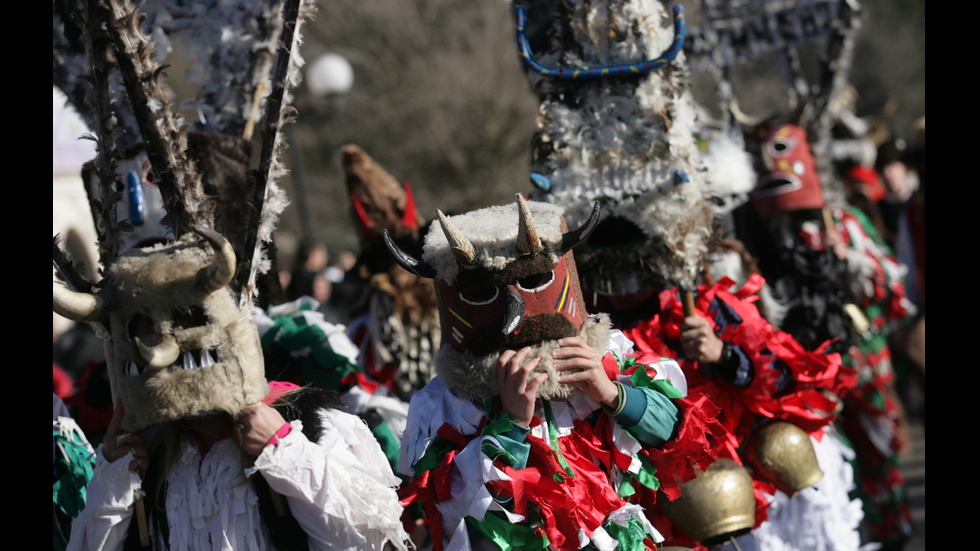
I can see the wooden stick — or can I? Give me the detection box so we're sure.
[242,77,269,141]
[682,288,697,318]
[821,207,835,232]
[135,497,150,546]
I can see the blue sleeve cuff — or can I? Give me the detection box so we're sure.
[610,384,680,448]
[704,343,754,387]
[611,382,647,427]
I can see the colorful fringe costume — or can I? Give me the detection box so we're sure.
[398,322,729,551]
[825,205,917,546]
[256,297,411,474]
[620,277,862,550]
[385,198,729,550]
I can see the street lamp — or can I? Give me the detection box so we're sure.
[307,53,354,97]
[291,52,354,242]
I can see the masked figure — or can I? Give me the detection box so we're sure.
[392,195,728,551]
[52,0,410,548]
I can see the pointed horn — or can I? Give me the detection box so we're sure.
[516,194,544,255]
[383,230,437,279]
[53,281,107,322]
[560,202,601,254]
[729,97,766,129]
[437,210,476,266]
[789,97,809,128]
[135,334,181,369]
[193,226,236,292]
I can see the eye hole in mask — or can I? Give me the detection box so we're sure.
[517,270,555,292]
[460,286,499,305]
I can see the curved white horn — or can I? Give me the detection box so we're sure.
[52,282,107,321]
[437,210,476,266]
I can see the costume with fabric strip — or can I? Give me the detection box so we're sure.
[388,198,725,550]
[509,0,869,547]
[52,1,411,548]
[732,111,916,549]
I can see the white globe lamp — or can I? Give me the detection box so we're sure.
[307,53,354,97]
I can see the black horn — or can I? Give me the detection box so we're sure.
[560,202,601,254]
[383,230,437,279]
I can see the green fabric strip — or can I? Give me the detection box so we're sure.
[630,368,684,399]
[480,412,528,467]
[542,401,575,478]
[413,434,458,475]
[603,517,653,551]
[467,513,549,550]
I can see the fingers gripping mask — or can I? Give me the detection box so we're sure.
[53,228,268,431]
[749,123,825,217]
[384,195,604,400]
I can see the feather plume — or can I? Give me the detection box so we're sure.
[54,0,143,148]
[58,0,131,270]
[102,0,211,237]
[238,0,315,307]
[148,0,286,137]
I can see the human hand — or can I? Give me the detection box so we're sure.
[553,337,619,407]
[237,402,289,457]
[497,347,548,428]
[102,400,148,475]
[681,316,725,364]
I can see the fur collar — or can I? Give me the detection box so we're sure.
[434,314,612,402]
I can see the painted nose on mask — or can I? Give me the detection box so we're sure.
[502,287,524,336]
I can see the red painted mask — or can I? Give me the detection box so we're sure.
[750,124,824,216]
[437,254,586,354]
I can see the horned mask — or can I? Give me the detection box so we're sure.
[54,228,268,431]
[747,123,824,217]
[385,195,608,401]
[53,0,312,429]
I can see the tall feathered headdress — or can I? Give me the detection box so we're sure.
[53,0,313,308]
[52,0,316,430]
[515,0,715,299]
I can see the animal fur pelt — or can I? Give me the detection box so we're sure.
[435,314,612,402]
[342,144,425,246]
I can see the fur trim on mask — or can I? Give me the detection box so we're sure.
[103,234,268,431]
[434,314,612,402]
[702,130,756,216]
[421,201,566,283]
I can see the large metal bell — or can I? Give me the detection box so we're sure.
[743,420,823,497]
[659,458,756,547]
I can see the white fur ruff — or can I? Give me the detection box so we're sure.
[434,315,612,402]
[422,201,566,283]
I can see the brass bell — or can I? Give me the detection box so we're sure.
[659,458,756,547]
[743,421,823,497]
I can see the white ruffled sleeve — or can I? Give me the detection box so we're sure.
[66,445,144,551]
[250,409,412,551]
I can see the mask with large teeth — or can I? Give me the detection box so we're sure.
[53,228,268,431]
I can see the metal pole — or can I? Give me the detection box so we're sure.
[287,123,316,242]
